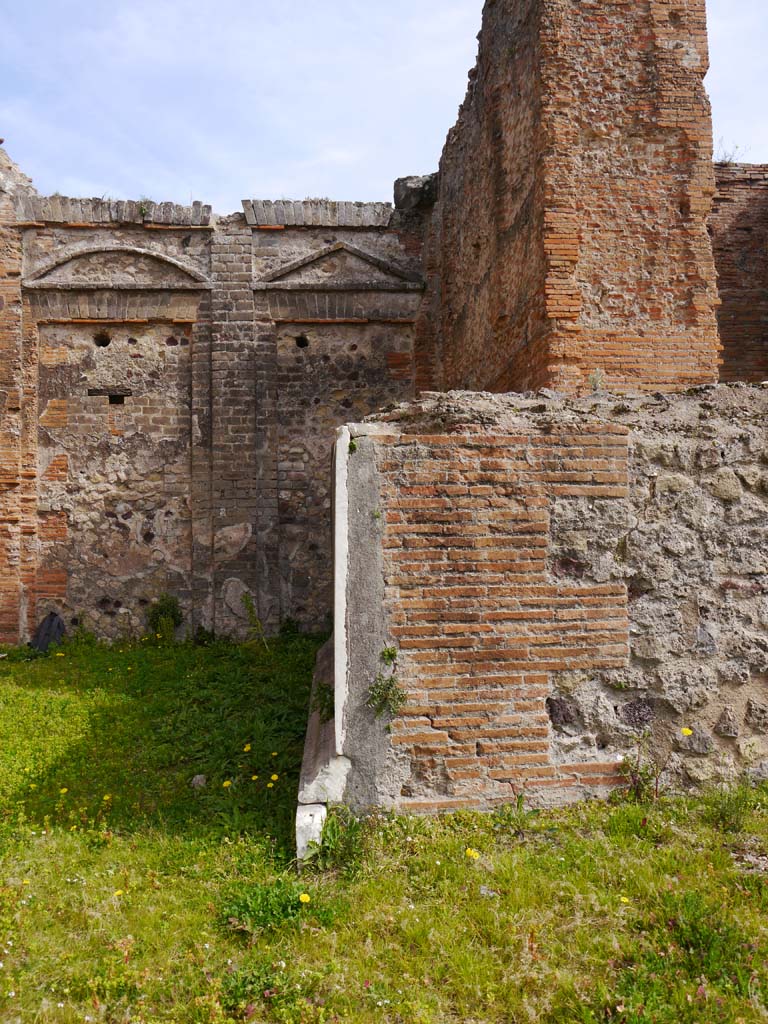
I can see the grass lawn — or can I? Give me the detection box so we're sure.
[0,634,767,1024]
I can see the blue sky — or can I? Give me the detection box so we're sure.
[0,0,764,210]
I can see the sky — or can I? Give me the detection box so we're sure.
[0,0,765,211]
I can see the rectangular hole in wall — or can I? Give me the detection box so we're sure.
[88,388,133,406]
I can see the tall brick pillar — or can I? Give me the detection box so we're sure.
[426,0,721,394]
[0,151,32,643]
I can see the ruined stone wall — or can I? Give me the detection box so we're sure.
[0,153,32,642]
[419,0,721,395]
[336,387,768,812]
[0,157,427,642]
[710,164,768,384]
[248,203,425,629]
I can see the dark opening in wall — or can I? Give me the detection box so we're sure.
[166,336,179,347]
[94,332,112,348]
[88,388,132,405]
[295,334,310,349]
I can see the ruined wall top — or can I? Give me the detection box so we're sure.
[0,147,36,200]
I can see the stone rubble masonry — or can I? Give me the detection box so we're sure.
[338,387,768,811]
[419,0,722,395]
[710,164,768,384]
[0,152,429,643]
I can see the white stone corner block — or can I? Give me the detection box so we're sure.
[296,803,327,862]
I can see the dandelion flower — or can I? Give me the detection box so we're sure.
[22,880,29,887]
[267,783,274,789]
[222,780,232,789]
[465,848,480,860]
[113,890,124,898]
[55,653,65,657]
[29,784,37,790]
[299,893,311,905]
[271,774,279,782]
[243,744,252,752]
[681,728,694,737]
[59,787,68,795]
[103,794,112,802]
[620,896,630,904]
[251,775,259,781]
[271,752,278,757]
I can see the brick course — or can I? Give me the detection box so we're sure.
[710,164,768,383]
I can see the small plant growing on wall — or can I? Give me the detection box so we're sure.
[311,681,335,724]
[366,647,407,719]
[241,593,270,651]
[147,593,183,641]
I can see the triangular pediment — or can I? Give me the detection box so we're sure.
[258,242,422,289]
[25,246,209,290]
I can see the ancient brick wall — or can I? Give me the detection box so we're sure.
[0,156,427,642]
[0,153,38,643]
[419,0,721,395]
[710,165,768,383]
[334,387,768,812]
[248,200,426,631]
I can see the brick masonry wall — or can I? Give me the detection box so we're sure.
[0,149,428,641]
[251,215,427,631]
[340,386,768,811]
[710,164,768,383]
[418,0,721,395]
[0,159,25,641]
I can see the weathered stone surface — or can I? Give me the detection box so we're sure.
[709,468,743,502]
[678,726,715,756]
[746,700,768,735]
[546,696,583,735]
[715,707,740,738]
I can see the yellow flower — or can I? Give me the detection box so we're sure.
[103,794,112,802]
[681,728,694,737]
[113,890,124,897]
[465,848,480,860]
[55,653,65,657]
[222,780,232,789]
[271,752,278,757]
[252,775,259,781]
[267,783,274,789]
[299,893,311,905]
[271,774,279,782]
[22,880,30,887]
[29,784,37,790]
[620,896,630,904]
[59,787,68,795]
[243,744,252,752]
